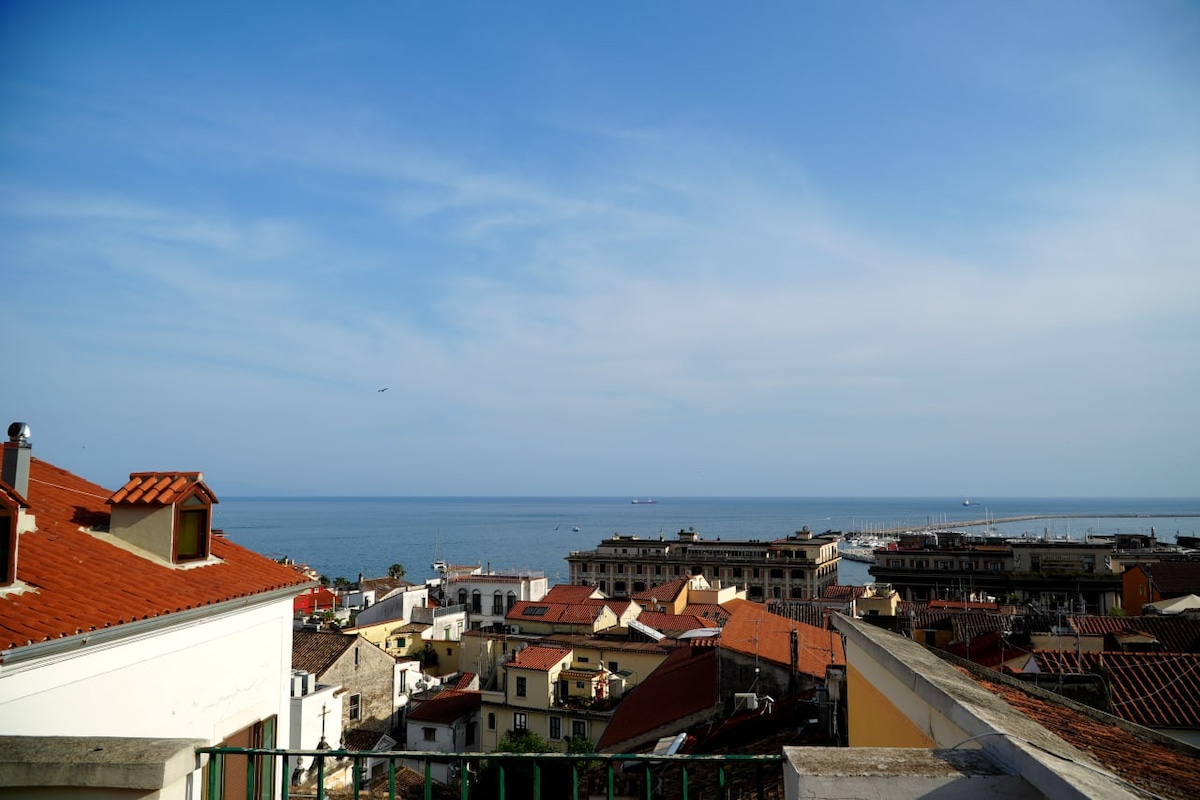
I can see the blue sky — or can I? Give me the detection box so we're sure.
[2,2,1198,496]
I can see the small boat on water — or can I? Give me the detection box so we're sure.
[631,499,657,505]
[572,526,580,532]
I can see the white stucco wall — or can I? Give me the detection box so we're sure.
[0,593,296,800]
[0,595,294,743]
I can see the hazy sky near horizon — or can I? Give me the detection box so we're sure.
[2,2,1198,497]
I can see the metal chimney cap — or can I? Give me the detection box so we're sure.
[7,422,31,442]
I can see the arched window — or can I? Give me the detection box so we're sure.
[507,591,517,611]
[457,588,468,607]
[471,589,482,613]
[492,591,504,615]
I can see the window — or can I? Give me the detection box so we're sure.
[655,565,662,575]
[672,566,680,576]
[423,727,437,742]
[507,591,517,611]
[598,564,606,573]
[790,569,803,579]
[493,591,504,614]
[471,590,482,613]
[608,661,618,672]
[577,656,589,663]
[516,676,527,697]
[514,712,528,731]
[614,581,626,594]
[458,589,468,606]
[572,720,587,739]
[466,722,477,746]
[549,716,562,740]
[349,694,361,721]
[575,681,585,689]
[987,561,1003,572]
[0,514,12,586]
[488,712,496,730]
[770,568,783,579]
[887,558,902,568]
[936,560,951,570]
[752,568,760,579]
[175,506,209,561]
[633,581,646,592]
[636,564,643,574]
[732,567,742,578]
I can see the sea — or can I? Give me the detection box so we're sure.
[211,497,1200,589]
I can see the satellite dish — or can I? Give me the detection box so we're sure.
[396,692,410,707]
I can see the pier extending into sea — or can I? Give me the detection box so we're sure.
[849,513,1200,538]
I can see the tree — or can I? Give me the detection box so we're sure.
[332,576,350,590]
[388,563,406,580]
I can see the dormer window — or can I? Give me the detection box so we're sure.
[0,513,13,586]
[107,471,218,566]
[175,496,210,561]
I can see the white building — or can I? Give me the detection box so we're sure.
[353,581,431,627]
[287,670,343,781]
[445,570,549,630]
[0,425,312,800]
[403,690,481,784]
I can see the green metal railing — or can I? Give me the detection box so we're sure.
[199,746,785,800]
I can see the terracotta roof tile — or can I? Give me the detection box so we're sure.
[632,577,689,604]
[970,669,1200,800]
[407,690,481,724]
[634,611,718,633]
[1068,614,1200,653]
[822,584,868,600]
[507,600,607,625]
[1134,562,1200,595]
[504,645,571,672]
[542,584,602,603]
[1032,650,1200,729]
[720,599,844,678]
[108,471,216,506]
[1,458,312,652]
[682,603,731,625]
[292,630,357,675]
[597,646,718,751]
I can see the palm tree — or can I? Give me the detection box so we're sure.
[388,563,406,580]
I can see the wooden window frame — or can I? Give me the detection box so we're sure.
[174,504,210,562]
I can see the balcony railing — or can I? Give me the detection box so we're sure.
[199,746,785,800]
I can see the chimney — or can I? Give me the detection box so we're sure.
[2,423,32,497]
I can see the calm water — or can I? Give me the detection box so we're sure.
[212,497,1200,588]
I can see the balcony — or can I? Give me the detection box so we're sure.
[199,745,786,799]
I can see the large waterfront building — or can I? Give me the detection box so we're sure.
[567,526,840,602]
[866,529,1194,613]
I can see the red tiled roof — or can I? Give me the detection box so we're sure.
[1032,650,1200,729]
[507,600,608,625]
[108,471,217,506]
[971,671,1200,800]
[1069,614,1200,653]
[1132,562,1200,595]
[1,458,312,651]
[682,603,731,625]
[504,645,571,672]
[407,689,481,724]
[597,646,718,752]
[292,630,356,675]
[822,584,868,600]
[450,672,476,690]
[720,599,844,678]
[632,577,689,605]
[634,611,718,633]
[543,584,602,603]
